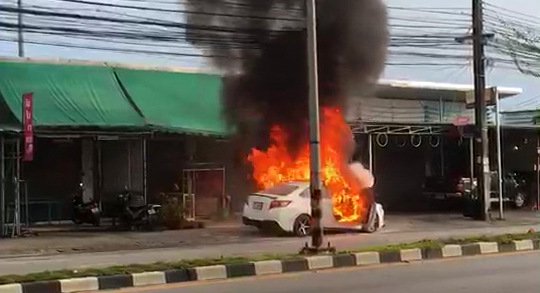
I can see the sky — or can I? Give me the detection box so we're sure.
[0,0,539,112]
[384,0,540,112]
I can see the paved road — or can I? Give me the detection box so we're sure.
[1,220,539,275]
[112,252,540,293]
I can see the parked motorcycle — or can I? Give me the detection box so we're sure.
[72,183,101,226]
[116,189,161,230]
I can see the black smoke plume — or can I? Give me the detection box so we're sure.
[184,0,388,156]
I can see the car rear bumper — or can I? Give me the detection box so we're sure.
[242,217,284,231]
[242,202,297,232]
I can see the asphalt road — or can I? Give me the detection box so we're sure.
[111,252,540,293]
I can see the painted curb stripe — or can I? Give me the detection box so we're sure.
[354,251,380,266]
[400,249,422,262]
[60,277,99,293]
[252,260,283,276]
[164,269,191,283]
[281,259,308,273]
[193,265,227,281]
[460,244,481,256]
[21,281,60,293]
[422,247,443,259]
[306,256,334,270]
[379,251,401,263]
[513,240,534,251]
[0,284,22,293]
[132,272,166,287]
[478,242,499,254]
[98,275,133,290]
[225,263,256,278]
[441,245,463,258]
[332,254,356,268]
[497,242,517,253]
[3,240,539,293]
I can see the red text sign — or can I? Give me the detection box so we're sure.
[22,93,34,162]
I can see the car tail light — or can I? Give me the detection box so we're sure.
[269,200,291,209]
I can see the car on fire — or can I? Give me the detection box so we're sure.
[242,182,385,236]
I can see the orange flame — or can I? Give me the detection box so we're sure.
[248,107,369,223]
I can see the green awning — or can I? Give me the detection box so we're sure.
[0,61,146,129]
[114,68,228,136]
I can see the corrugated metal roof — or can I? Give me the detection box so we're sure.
[347,97,474,124]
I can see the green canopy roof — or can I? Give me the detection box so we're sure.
[0,61,229,136]
[0,61,146,130]
[114,68,228,136]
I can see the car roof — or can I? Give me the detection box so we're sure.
[288,181,310,188]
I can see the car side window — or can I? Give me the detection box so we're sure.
[300,189,310,198]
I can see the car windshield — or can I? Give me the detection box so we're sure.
[260,184,299,196]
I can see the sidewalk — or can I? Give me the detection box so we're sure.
[0,211,538,276]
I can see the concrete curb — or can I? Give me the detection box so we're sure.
[0,239,538,293]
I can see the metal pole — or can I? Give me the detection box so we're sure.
[14,139,21,236]
[222,167,227,218]
[306,0,324,250]
[127,141,132,189]
[142,138,147,203]
[537,135,540,210]
[17,0,24,57]
[24,181,28,227]
[368,134,374,172]
[494,88,504,219]
[438,97,445,177]
[0,135,5,237]
[440,139,445,177]
[470,137,474,180]
[472,0,490,220]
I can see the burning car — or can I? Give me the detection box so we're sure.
[243,182,385,236]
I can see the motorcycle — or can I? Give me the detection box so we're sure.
[72,183,101,226]
[116,189,161,230]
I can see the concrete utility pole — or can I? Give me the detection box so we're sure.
[306,0,323,248]
[17,0,24,57]
[304,0,325,253]
[472,0,491,221]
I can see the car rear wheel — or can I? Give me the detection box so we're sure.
[293,214,311,237]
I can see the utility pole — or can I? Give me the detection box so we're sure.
[17,0,24,57]
[472,0,491,221]
[302,0,328,254]
[494,87,504,220]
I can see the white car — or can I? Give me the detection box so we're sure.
[242,182,385,236]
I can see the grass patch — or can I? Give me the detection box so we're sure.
[353,240,443,253]
[1,231,538,285]
[442,232,540,245]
